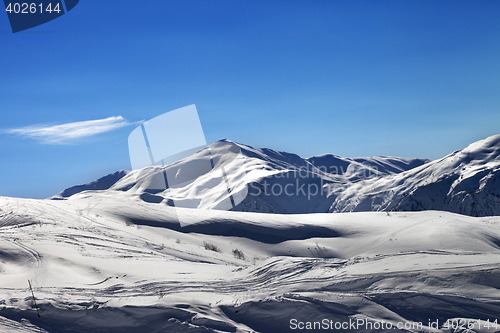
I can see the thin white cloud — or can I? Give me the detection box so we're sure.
[4,116,135,144]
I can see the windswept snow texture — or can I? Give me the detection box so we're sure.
[1,195,500,332]
[331,134,500,217]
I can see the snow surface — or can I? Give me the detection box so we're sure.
[1,195,500,332]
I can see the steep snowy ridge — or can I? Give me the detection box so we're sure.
[331,134,500,216]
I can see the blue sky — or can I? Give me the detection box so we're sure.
[1,0,499,198]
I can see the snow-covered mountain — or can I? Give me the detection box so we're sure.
[55,170,129,198]
[53,135,500,216]
[331,134,500,217]
[52,134,500,218]
[52,139,429,214]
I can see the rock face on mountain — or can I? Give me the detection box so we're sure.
[330,134,500,217]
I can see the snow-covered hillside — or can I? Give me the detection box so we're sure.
[331,134,500,217]
[1,195,500,332]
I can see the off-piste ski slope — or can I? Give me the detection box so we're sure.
[1,135,500,332]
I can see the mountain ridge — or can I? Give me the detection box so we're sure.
[330,134,500,217]
[50,135,500,217]
[51,139,429,213]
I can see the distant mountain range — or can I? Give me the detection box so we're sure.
[52,134,500,217]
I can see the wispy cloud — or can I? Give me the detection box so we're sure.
[3,116,135,144]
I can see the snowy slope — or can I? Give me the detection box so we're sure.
[1,195,500,332]
[331,134,500,217]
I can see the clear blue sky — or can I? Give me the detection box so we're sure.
[1,0,499,198]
